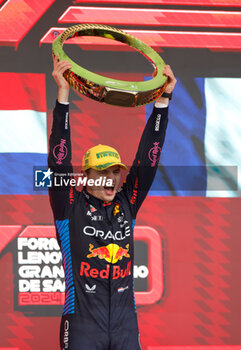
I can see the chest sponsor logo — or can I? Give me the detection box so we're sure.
[85,283,96,293]
[86,210,104,221]
[91,215,104,221]
[87,243,130,264]
[83,225,130,240]
[80,261,131,280]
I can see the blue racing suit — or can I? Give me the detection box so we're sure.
[48,101,168,350]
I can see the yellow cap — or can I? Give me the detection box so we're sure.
[82,144,127,172]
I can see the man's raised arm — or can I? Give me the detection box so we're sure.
[48,56,74,220]
[122,65,177,218]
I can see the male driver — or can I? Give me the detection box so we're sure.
[48,56,176,350]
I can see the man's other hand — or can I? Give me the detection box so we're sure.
[52,54,72,103]
[162,65,177,93]
[154,64,177,105]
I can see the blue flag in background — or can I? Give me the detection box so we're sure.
[146,77,241,197]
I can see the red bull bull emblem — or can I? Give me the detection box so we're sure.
[113,204,120,216]
[87,243,130,264]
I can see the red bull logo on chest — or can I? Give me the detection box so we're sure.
[80,261,131,280]
[80,243,131,280]
[87,243,130,264]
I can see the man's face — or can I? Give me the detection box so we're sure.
[85,165,122,202]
